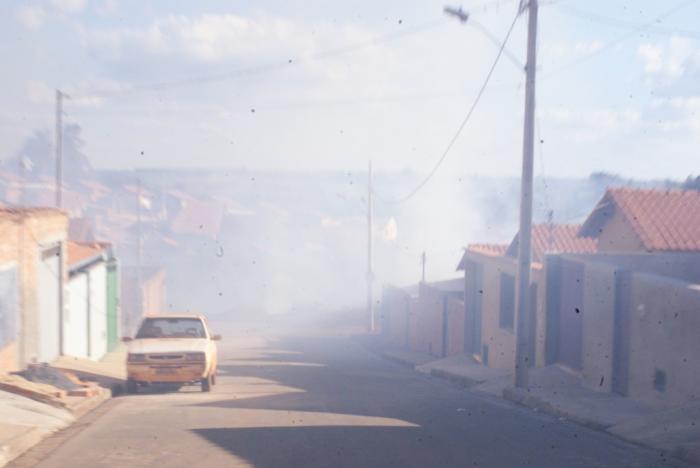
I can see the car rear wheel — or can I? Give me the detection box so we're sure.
[201,374,212,392]
[126,379,138,394]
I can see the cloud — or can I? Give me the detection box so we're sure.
[637,36,699,81]
[49,0,88,14]
[81,13,381,64]
[16,6,46,30]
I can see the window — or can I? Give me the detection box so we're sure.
[500,273,515,330]
[136,318,206,339]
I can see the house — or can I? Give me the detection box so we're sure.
[542,188,700,405]
[579,187,700,253]
[457,224,597,370]
[0,208,68,372]
[167,192,226,240]
[64,241,119,361]
[121,267,166,336]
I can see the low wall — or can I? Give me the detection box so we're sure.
[625,273,700,406]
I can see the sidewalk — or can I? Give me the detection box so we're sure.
[608,401,700,465]
[502,366,653,430]
[0,346,125,467]
[0,390,74,467]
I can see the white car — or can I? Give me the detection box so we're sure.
[124,314,220,393]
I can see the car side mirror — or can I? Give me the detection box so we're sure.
[211,334,222,341]
[122,336,133,342]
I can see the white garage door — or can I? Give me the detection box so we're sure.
[38,246,61,363]
[0,266,18,351]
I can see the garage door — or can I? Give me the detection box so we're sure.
[0,267,18,351]
[38,246,61,363]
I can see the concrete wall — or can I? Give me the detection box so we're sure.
[380,286,412,347]
[551,253,700,406]
[581,261,617,392]
[446,296,465,356]
[416,282,446,357]
[463,251,545,370]
[624,273,700,405]
[576,252,700,284]
[0,210,68,371]
[401,282,463,358]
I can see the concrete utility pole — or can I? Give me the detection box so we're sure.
[367,160,375,332]
[514,0,539,388]
[55,89,64,209]
[421,251,426,283]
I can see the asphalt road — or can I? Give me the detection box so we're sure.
[11,329,692,468]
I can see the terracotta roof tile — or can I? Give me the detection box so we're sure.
[581,188,700,251]
[467,243,509,257]
[67,241,109,267]
[508,224,598,263]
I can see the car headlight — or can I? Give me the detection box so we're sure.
[128,353,146,363]
[185,352,205,362]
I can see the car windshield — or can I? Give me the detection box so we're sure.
[135,318,206,339]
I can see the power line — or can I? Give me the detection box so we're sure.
[71,18,447,101]
[374,7,522,205]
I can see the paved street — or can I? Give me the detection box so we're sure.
[11,330,691,468]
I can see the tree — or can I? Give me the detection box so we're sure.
[4,124,93,184]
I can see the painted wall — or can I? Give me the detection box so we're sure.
[596,208,646,252]
[0,211,69,368]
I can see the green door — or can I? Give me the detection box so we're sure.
[106,262,119,351]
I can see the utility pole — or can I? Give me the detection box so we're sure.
[55,89,64,209]
[421,251,426,283]
[514,0,539,388]
[367,160,375,332]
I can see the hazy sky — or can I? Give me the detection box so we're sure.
[2,0,699,179]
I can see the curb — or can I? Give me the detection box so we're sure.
[502,386,609,431]
[380,352,428,369]
[428,368,482,388]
